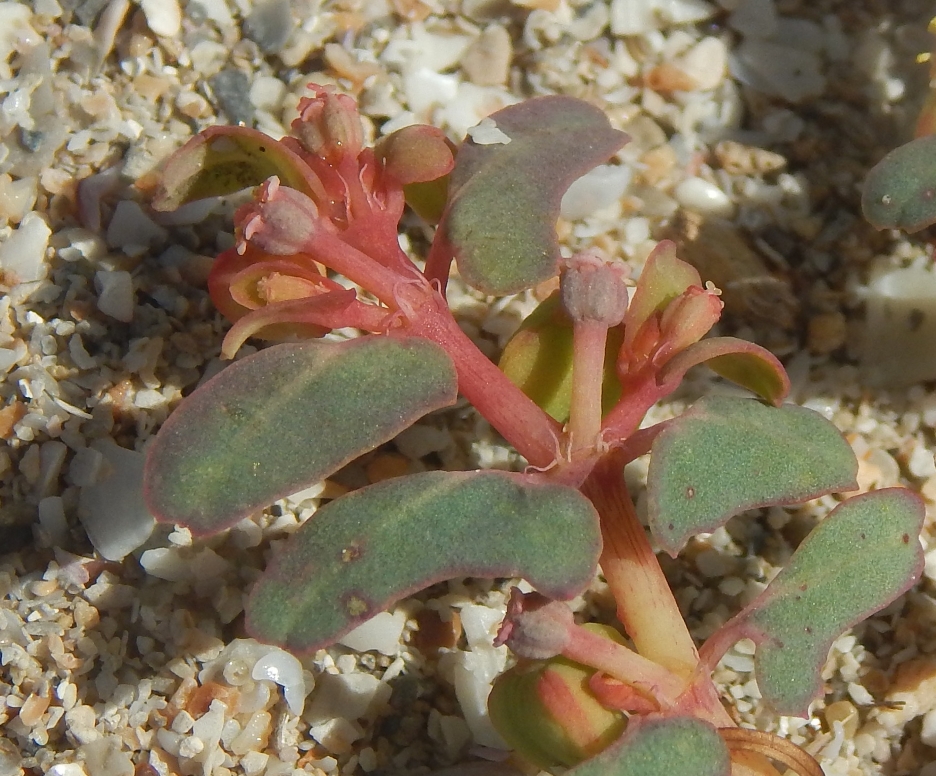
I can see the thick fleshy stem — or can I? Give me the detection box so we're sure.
[401,295,564,469]
[581,451,700,680]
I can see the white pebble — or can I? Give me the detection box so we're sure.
[674,176,734,216]
[459,603,504,649]
[78,439,155,561]
[38,496,69,546]
[240,751,269,776]
[0,339,26,375]
[252,648,308,716]
[452,651,509,748]
[0,211,51,284]
[140,0,181,37]
[847,682,875,706]
[721,652,754,673]
[561,164,632,220]
[909,444,936,478]
[339,610,407,656]
[923,547,936,582]
[48,765,87,776]
[0,4,39,74]
[862,266,936,387]
[133,388,165,409]
[610,0,715,35]
[466,117,511,145]
[305,672,389,723]
[718,576,746,597]
[249,76,287,112]
[95,270,134,322]
[674,37,727,90]
[922,708,936,747]
[105,200,168,252]
[140,548,190,582]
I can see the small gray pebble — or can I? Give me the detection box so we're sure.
[20,128,44,153]
[209,69,256,127]
[244,0,293,55]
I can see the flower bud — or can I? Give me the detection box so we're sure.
[655,284,722,364]
[292,85,364,165]
[236,176,328,256]
[560,251,630,326]
[494,590,573,660]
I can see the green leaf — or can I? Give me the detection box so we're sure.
[403,177,450,224]
[143,336,457,535]
[246,470,601,653]
[565,717,730,776]
[151,125,325,211]
[498,292,623,422]
[658,337,790,407]
[741,488,924,716]
[862,134,936,232]
[647,396,858,554]
[442,97,628,295]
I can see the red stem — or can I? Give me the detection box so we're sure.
[401,295,563,469]
[581,452,699,680]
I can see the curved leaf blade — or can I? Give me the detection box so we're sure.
[648,397,858,554]
[144,337,458,535]
[742,488,924,716]
[862,134,936,233]
[443,96,628,295]
[151,126,324,211]
[566,716,730,776]
[658,336,790,407]
[246,470,602,653]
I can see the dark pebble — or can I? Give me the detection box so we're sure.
[244,0,293,55]
[209,69,255,127]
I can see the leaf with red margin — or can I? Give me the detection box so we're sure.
[565,716,730,776]
[440,96,628,295]
[647,396,857,555]
[657,336,790,407]
[700,489,924,716]
[144,336,458,535]
[219,290,358,359]
[150,125,326,212]
[246,470,601,653]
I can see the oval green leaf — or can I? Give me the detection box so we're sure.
[143,336,458,535]
[862,134,936,232]
[498,292,623,422]
[151,125,325,211]
[246,470,602,653]
[442,96,628,295]
[647,396,858,554]
[566,716,730,776]
[742,488,924,716]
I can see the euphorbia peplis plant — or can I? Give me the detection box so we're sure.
[142,85,924,775]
